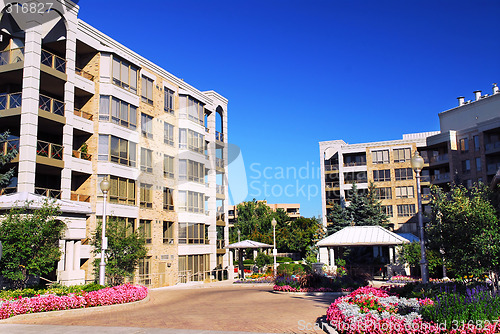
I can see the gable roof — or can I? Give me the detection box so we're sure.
[317,226,411,247]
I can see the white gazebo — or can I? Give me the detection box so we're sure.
[226,240,273,279]
[316,226,412,275]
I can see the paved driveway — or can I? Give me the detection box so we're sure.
[0,282,338,333]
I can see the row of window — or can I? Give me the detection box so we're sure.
[381,204,416,217]
[458,136,481,153]
[462,158,482,173]
[372,148,412,164]
[372,168,413,182]
[375,186,414,199]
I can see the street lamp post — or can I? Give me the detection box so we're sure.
[410,151,429,284]
[237,229,241,243]
[99,176,111,286]
[271,218,277,277]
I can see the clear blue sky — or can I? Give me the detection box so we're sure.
[79,0,500,218]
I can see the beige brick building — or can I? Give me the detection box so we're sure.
[0,0,230,287]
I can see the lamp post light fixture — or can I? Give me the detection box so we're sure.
[99,176,111,286]
[410,151,429,284]
[237,229,241,243]
[271,218,277,277]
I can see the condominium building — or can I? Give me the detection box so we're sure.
[228,201,301,226]
[0,0,230,287]
[319,83,500,233]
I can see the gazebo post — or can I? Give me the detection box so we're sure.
[329,247,335,268]
[239,248,244,279]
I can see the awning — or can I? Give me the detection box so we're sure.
[317,226,411,247]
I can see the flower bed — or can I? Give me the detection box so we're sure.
[326,286,500,333]
[234,274,274,284]
[0,283,148,320]
[273,285,341,293]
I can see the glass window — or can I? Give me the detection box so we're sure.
[393,148,411,163]
[474,135,480,151]
[164,122,174,146]
[163,187,174,211]
[163,221,174,244]
[373,169,390,182]
[375,187,392,199]
[141,76,154,105]
[99,95,137,130]
[112,56,138,93]
[140,148,153,173]
[459,138,469,152]
[462,159,471,173]
[164,88,174,114]
[372,150,389,164]
[178,223,207,244]
[397,204,415,217]
[139,220,152,244]
[179,159,187,180]
[181,96,204,125]
[476,157,482,172]
[382,205,393,217]
[140,183,153,208]
[141,113,153,138]
[98,175,136,205]
[395,168,413,181]
[395,186,414,198]
[98,135,136,167]
[164,154,174,178]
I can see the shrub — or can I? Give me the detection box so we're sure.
[277,263,307,276]
[242,259,254,265]
[276,257,292,263]
[255,252,272,268]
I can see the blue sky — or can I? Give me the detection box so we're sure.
[79,0,500,218]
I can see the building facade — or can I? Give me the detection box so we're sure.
[319,84,500,233]
[0,0,230,287]
[228,200,301,227]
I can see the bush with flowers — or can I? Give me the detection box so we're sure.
[273,273,364,293]
[326,286,500,334]
[0,283,148,320]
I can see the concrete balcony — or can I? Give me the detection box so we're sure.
[431,173,450,184]
[36,140,64,168]
[34,187,61,199]
[0,92,22,115]
[74,68,95,95]
[0,47,24,72]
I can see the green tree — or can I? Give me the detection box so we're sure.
[91,217,147,286]
[0,199,65,288]
[0,131,18,187]
[426,184,500,285]
[398,242,443,277]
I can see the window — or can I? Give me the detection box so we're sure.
[178,254,210,282]
[178,190,205,213]
[141,76,154,104]
[459,138,469,153]
[397,204,416,217]
[382,205,393,217]
[375,187,392,200]
[139,219,152,244]
[372,150,389,164]
[140,148,153,173]
[344,154,366,166]
[99,175,136,205]
[474,135,480,151]
[112,56,138,93]
[164,122,174,146]
[141,113,153,138]
[163,221,174,244]
[462,159,471,174]
[181,96,204,125]
[395,186,414,198]
[476,157,482,172]
[178,223,208,244]
[97,216,135,236]
[179,128,204,154]
[99,95,137,130]
[140,183,153,208]
[179,159,204,183]
[163,187,174,211]
[373,169,391,182]
[164,154,174,178]
[164,88,174,114]
[98,135,137,167]
[393,148,411,163]
[395,168,413,181]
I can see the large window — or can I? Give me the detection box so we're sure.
[395,186,414,198]
[179,159,205,184]
[181,96,204,125]
[112,56,138,93]
[476,157,482,172]
[372,150,389,164]
[382,205,393,217]
[99,175,136,205]
[164,154,174,178]
[138,257,151,285]
[98,135,137,167]
[140,148,153,173]
[99,95,137,130]
[395,168,413,181]
[179,129,204,154]
[397,204,416,217]
[393,148,411,163]
[462,159,471,174]
[140,183,153,208]
[474,135,480,151]
[178,190,205,213]
[141,113,153,138]
[178,254,210,282]
[141,76,153,105]
[375,187,392,200]
[164,122,174,146]
[163,187,174,211]
[459,138,469,153]
[164,88,174,114]
[97,216,135,236]
[163,221,174,244]
[373,169,390,182]
[178,223,208,244]
[139,219,152,244]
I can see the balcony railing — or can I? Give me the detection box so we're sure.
[74,108,93,120]
[429,154,449,164]
[39,94,64,116]
[344,179,368,184]
[72,150,92,161]
[431,173,450,182]
[215,131,224,142]
[0,47,24,65]
[325,182,337,189]
[343,161,366,167]
[487,163,500,174]
[216,239,225,249]
[217,212,225,222]
[163,203,174,211]
[37,140,63,160]
[485,141,500,152]
[216,158,224,169]
[324,165,339,171]
[216,184,224,195]
[420,175,431,182]
[0,187,17,195]
[75,67,94,81]
[41,49,66,73]
[1,138,19,157]
[35,187,61,199]
[70,192,90,202]
[0,92,22,110]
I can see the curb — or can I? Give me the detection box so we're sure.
[0,294,150,323]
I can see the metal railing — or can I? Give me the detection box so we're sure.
[0,92,22,110]
[325,182,338,189]
[75,67,94,81]
[429,154,448,164]
[344,178,367,184]
[74,108,93,120]
[324,165,339,171]
[36,140,63,160]
[0,139,19,156]
[0,47,24,65]
[39,94,64,116]
[215,131,224,142]
[70,192,90,202]
[0,187,16,195]
[487,163,500,174]
[35,187,61,199]
[72,150,91,161]
[216,239,226,249]
[431,173,450,182]
[217,212,225,222]
[343,161,367,167]
[41,49,66,73]
[485,142,500,151]
[216,157,224,169]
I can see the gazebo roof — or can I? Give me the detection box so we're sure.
[226,240,273,249]
[317,226,411,247]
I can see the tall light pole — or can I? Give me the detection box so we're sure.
[99,176,111,286]
[237,229,241,242]
[271,218,277,277]
[410,151,429,284]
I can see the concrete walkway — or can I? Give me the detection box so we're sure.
[0,280,339,334]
